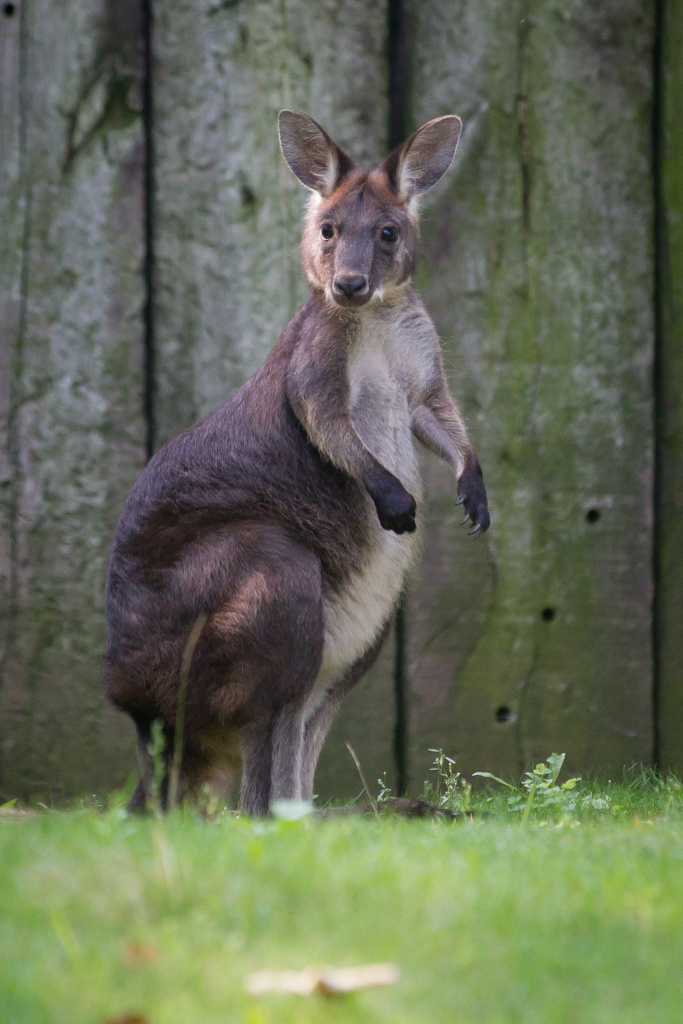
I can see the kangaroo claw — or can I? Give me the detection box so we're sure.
[456,457,491,535]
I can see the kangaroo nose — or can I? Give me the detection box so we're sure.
[334,274,368,298]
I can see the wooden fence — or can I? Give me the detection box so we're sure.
[1,0,681,802]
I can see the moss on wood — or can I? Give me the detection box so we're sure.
[405,0,655,783]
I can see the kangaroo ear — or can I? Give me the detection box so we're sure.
[278,110,354,195]
[383,115,462,201]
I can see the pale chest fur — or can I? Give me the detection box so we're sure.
[348,303,433,494]
[305,301,436,719]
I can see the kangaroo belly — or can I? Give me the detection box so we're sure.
[304,506,419,720]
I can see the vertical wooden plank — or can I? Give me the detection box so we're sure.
[0,0,146,800]
[0,0,23,712]
[153,0,391,799]
[405,0,655,784]
[657,0,683,771]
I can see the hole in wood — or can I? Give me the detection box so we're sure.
[586,508,600,523]
[495,705,512,723]
[3,2,16,15]
[541,607,555,622]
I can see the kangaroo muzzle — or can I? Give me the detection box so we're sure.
[333,273,369,304]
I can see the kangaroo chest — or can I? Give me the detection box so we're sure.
[305,306,428,720]
[347,309,423,495]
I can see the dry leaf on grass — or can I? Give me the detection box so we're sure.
[102,1015,148,1024]
[123,939,161,966]
[245,963,400,997]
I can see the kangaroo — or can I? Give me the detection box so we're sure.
[104,110,490,816]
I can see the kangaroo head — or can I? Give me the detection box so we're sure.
[278,110,462,309]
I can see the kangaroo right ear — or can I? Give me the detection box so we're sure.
[278,110,354,196]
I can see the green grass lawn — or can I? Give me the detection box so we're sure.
[2,771,683,1024]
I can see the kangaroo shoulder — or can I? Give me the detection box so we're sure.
[398,290,440,350]
[286,296,351,397]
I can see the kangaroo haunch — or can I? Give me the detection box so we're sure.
[104,110,490,816]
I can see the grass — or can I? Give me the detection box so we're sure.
[2,766,683,1024]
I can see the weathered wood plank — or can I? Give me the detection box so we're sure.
[657,0,683,771]
[405,0,655,784]
[153,0,391,799]
[0,0,146,800]
[0,0,23,697]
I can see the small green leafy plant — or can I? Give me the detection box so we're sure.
[411,750,618,823]
[147,719,167,816]
[474,752,603,823]
[422,749,473,814]
[376,771,392,803]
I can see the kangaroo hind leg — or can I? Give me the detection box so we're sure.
[196,527,324,816]
[300,619,391,803]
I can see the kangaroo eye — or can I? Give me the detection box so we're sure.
[381,226,398,243]
[321,223,334,240]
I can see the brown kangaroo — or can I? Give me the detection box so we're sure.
[104,110,490,815]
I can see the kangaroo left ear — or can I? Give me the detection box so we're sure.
[382,115,462,201]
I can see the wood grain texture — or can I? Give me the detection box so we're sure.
[152,0,393,799]
[0,0,146,800]
[404,0,655,784]
[657,0,683,771]
[0,0,666,801]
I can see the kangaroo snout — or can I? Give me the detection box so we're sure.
[333,273,369,302]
